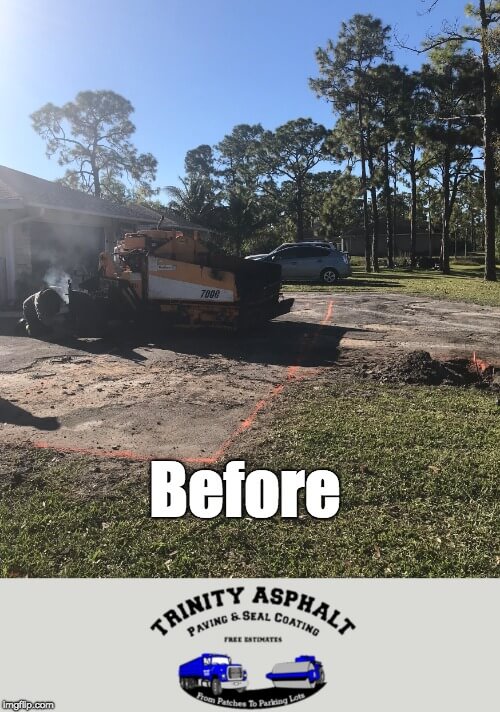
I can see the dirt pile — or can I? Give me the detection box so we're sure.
[360,350,497,388]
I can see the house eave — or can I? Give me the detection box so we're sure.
[27,200,160,224]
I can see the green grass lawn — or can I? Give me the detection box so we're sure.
[283,263,500,307]
[1,377,498,578]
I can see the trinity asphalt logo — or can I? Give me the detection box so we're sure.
[150,585,355,708]
[178,652,326,707]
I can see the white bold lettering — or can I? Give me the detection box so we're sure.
[189,470,223,518]
[246,470,279,518]
[306,470,340,518]
[150,460,187,517]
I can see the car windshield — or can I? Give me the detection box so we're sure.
[211,656,231,665]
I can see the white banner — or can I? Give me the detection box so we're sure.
[0,578,498,711]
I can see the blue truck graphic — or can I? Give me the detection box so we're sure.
[266,655,325,689]
[179,653,248,696]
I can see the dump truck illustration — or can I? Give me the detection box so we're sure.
[21,225,294,337]
[178,653,248,696]
[266,655,325,689]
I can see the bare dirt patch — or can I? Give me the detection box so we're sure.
[1,292,499,461]
[359,350,499,390]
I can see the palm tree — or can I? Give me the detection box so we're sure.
[165,176,217,226]
[220,188,266,256]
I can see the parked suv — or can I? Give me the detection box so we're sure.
[246,242,351,284]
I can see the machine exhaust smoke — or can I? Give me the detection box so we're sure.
[43,268,71,303]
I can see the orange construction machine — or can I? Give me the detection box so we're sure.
[22,227,294,337]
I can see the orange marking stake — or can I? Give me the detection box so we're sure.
[471,351,490,374]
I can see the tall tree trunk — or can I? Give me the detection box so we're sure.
[296,180,304,242]
[393,168,398,260]
[383,143,394,268]
[367,148,379,272]
[409,146,418,269]
[90,140,101,198]
[479,0,497,281]
[361,170,371,271]
[428,207,433,257]
[91,163,101,199]
[441,150,451,275]
[358,105,371,272]
[370,183,380,271]
[450,170,460,221]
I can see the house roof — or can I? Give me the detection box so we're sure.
[153,212,210,232]
[0,164,161,224]
[0,173,24,207]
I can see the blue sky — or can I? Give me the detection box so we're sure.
[0,0,469,195]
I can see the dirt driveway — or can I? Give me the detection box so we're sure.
[1,292,499,462]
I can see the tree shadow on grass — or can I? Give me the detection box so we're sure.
[352,268,496,282]
[290,278,402,288]
[341,278,402,288]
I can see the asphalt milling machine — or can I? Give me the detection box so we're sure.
[21,226,294,339]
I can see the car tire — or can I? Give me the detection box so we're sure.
[320,268,339,284]
[211,678,222,696]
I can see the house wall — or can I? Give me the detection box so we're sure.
[0,204,160,305]
[13,221,32,295]
[0,211,140,305]
[28,220,105,293]
[0,228,6,304]
[0,215,32,305]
